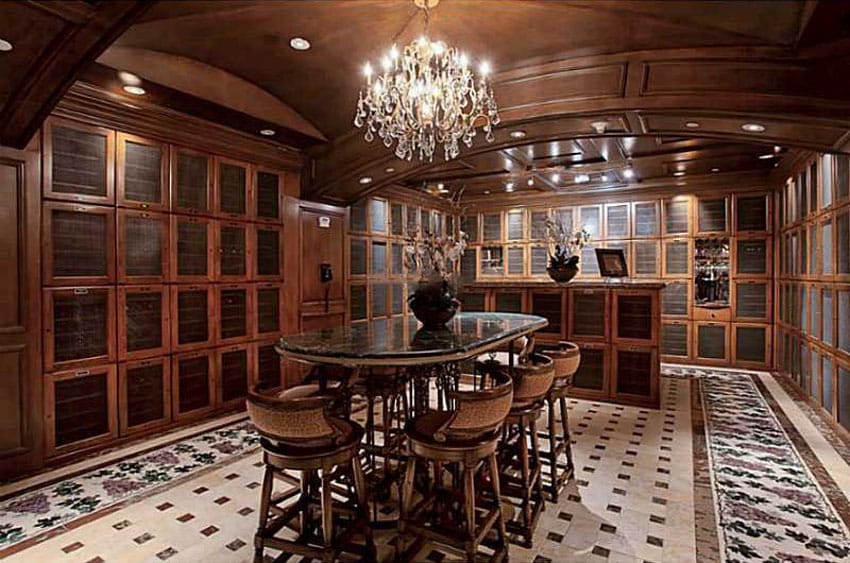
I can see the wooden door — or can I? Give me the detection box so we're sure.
[0,149,42,479]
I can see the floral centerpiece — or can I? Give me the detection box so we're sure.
[544,218,591,283]
[404,230,468,328]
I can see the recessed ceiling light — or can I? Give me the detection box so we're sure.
[685,121,700,129]
[483,190,491,195]
[359,176,373,185]
[741,122,766,133]
[551,173,560,182]
[623,168,635,179]
[590,121,608,134]
[509,130,527,139]
[574,173,590,184]
[122,85,146,96]
[600,174,609,182]
[758,153,775,160]
[673,171,685,177]
[117,71,141,85]
[710,167,720,173]
[0,38,13,52]
[773,145,782,153]
[505,182,514,192]
[289,37,311,51]
[527,177,534,186]
[384,166,395,173]
[259,129,276,136]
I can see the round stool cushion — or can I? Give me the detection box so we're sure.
[277,381,342,400]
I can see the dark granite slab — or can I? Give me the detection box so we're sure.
[277,312,547,366]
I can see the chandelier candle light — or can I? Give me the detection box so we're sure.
[354,0,500,162]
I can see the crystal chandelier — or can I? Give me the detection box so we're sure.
[353,0,499,162]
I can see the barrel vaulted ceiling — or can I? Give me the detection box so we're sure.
[4,0,850,203]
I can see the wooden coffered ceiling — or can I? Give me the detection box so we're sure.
[5,1,850,204]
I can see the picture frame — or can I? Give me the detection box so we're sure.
[595,248,629,278]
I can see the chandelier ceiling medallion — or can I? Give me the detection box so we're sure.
[354,0,500,163]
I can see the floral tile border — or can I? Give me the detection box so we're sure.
[0,421,259,553]
[700,371,850,562]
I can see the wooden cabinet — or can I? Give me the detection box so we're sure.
[569,289,608,341]
[698,197,729,233]
[217,220,251,281]
[371,283,389,318]
[252,340,283,391]
[45,364,117,458]
[217,284,252,345]
[44,118,115,206]
[569,342,608,401]
[118,285,170,361]
[217,344,250,408]
[255,169,283,223]
[695,322,729,364]
[390,203,405,236]
[661,321,690,360]
[632,201,660,237]
[733,324,770,368]
[171,350,216,421]
[506,246,525,276]
[170,146,212,215]
[662,239,691,277]
[735,237,770,277]
[529,290,566,339]
[613,290,657,345]
[254,224,284,280]
[215,158,252,219]
[119,358,170,435]
[254,283,283,338]
[632,240,660,277]
[663,198,691,235]
[171,285,215,352]
[612,346,658,403]
[43,287,116,372]
[493,289,524,313]
[170,215,214,282]
[43,202,115,286]
[350,284,367,322]
[116,133,168,211]
[734,193,769,233]
[605,203,630,239]
[458,289,487,312]
[369,198,388,234]
[733,281,770,322]
[506,209,525,241]
[118,209,169,283]
[661,281,690,318]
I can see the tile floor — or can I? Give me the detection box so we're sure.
[1,366,848,563]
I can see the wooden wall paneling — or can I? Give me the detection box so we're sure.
[253,223,284,281]
[661,320,691,361]
[117,209,169,283]
[118,285,170,361]
[214,157,253,220]
[216,343,250,408]
[116,132,169,211]
[170,146,213,216]
[43,286,116,372]
[300,203,346,317]
[44,364,117,458]
[611,345,658,407]
[43,201,115,286]
[217,283,253,345]
[170,214,214,283]
[251,339,284,391]
[170,285,216,353]
[216,220,251,282]
[0,145,43,479]
[254,168,283,223]
[118,357,171,436]
[171,349,216,422]
[43,117,115,206]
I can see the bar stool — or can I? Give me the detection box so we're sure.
[540,341,580,501]
[399,369,513,562]
[485,352,554,548]
[246,386,375,563]
[281,364,359,418]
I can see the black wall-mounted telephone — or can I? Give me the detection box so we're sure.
[320,263,333,312]
[320,263,333,283]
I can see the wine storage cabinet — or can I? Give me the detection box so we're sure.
[118,285,170,360]
[44,287,116,372]
[119,358,171,435]
[116,132,169,211]
[118,209,169,283]
[43,201,115,286]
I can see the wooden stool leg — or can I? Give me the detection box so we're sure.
[488,453,508,548]
[518,422,531,535]
[530,418,545,503]
[463,462,476,562]
[547,397,559,501]
[559,395,574,473]
[321,469,334,562]
[253,463,273,562]
[351,455,376,562]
